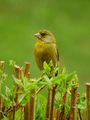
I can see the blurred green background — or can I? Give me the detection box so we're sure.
[0,0,90,89]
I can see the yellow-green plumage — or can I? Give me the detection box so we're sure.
[34,30,59,70]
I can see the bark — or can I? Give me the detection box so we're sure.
[56,110,59,120]
[69,88,77,120]
[50,86,57,120]
[24,62,36,120]
[45,89,52,120]
[59,91,67,120]
[24,89,36,120]
[86,83,90,120]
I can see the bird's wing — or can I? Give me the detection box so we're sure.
[57,48,59,61]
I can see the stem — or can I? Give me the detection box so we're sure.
[24,89,36,120]
[0,99,3,120]
[69,88,77,120]
[24,62,36,120]
[56,110,59,120]
[20,107,23,120]
[82,110,86,120]
[86,83,90,120]
[12,106,15,120]
[50,85,57,120]
[0,61,5,118]
[8,101,15,119]
[45,88,52,120]
[36,85,46,94]
[14,65,21,103]
[53,108,57,119]
[5,103,21,115]
[14,65,21,79]
[59,91,67,120]
[78,109,82,120]
[13,65,21,120]
[0,98,2,111]
[24,62,30,78]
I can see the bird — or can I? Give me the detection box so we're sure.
[34,29,59,70]
[34,30,59,120]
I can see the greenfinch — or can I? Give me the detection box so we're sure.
[34,30,59,70]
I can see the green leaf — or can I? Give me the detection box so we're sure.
[18,93,26,103]
[9,60,16,66]
[5,86,11,97]
[43,61,51,75]
[13,76,23,87]
[0,93,8,101]
[77,93,86,110]
[51,75,61,85]
[43,75,50,83]
[61,67,66,74]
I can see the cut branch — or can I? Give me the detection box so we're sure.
[50,85,57,120]
[24,62,36,120]
[11,64,21,120]
[59,91,67,120]
[69,88,77,120]
[56,110,59,120]
[45,88,52,120]
[86,83,90,120]
[0,61,5,119]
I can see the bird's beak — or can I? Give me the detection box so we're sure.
[34,32,42,39]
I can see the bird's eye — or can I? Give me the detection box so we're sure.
[40,32,46,37]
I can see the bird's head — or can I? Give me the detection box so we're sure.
[34,30,56,43]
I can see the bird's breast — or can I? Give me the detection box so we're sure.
[34,42,58,70]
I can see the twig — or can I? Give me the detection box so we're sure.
[0,61,5,119]
[53,108,57,120]
[12,65,21,120]
[50,85,57,120]
[14,65,21,80]
[86,83,90,120]
[77,93,82,120]
[0,61,5,69]
[78,108,82,120]
[4,103,22,116]
[59,91,67,120]
[36,85,46,95]
[82,110,86,120]
[0,99,3,119]
[24,62,36,120]
[12,106,15,120]
[20,107,23,120]
[69,88,77,120]
[24,62,30,78]
[24,62,30,120]
[45,88,52,120]
[24,89,36,120]
[56,110,59,120]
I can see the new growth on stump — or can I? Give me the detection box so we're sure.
[24,62,36,120]
[0,60,89,120]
